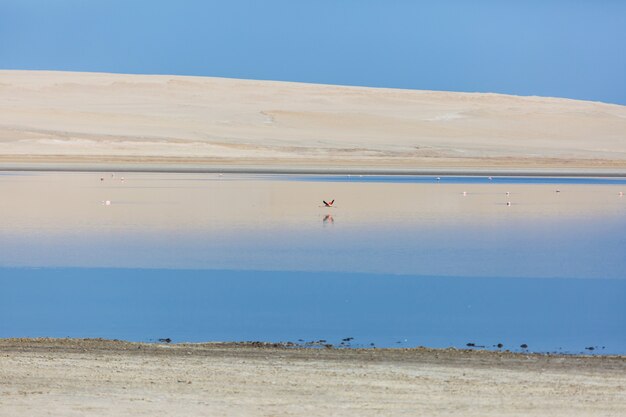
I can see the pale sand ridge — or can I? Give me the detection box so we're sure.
[1,70,625,172]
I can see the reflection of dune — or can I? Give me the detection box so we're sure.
[1,172,623,235]
[1,172,625,276]
[1,70,625,169]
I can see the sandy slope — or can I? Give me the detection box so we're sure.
[1,70,625,171]
[0,339,625,417]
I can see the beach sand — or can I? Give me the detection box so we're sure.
[1,70,626,174]
[1,338,625,416]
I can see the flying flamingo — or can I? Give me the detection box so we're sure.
[323,199,335,207]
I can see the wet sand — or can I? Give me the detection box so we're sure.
[3,161,626,177]
[1,338,624,416]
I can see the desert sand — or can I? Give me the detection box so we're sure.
[1,70,626,173]
[1,338,625,416]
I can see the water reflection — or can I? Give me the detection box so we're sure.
[0,171,625,353]
[1,172,624,278]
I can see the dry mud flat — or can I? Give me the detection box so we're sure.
[1,339,625,416]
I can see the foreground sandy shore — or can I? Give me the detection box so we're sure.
[2,70,626,172]
[1,339,624,416]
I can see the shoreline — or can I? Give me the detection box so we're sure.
[2,337,624,359]
[2,162,626,177]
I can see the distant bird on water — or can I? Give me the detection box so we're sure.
[323,199,335,207]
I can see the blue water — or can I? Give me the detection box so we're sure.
[287,174,626,185]
[1,172,625,354]
[1,268,624,354]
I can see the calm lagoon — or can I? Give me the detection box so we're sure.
[1,172,625,353]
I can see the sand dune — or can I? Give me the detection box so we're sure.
[1,70,625,171]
